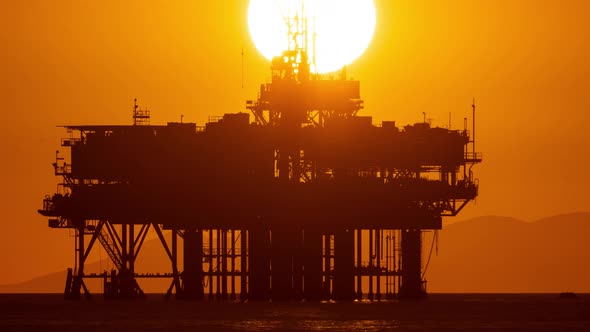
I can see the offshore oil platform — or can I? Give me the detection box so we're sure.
[38,13,481,301]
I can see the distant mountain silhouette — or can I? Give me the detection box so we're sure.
[427,212,590,293]
[0,232,173,294]
[2,212,589,293]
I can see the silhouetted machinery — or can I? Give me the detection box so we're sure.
[39,18,481,301]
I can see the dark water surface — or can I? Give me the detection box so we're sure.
[0,294,588,331]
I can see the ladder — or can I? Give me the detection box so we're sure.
[97,230,123,270]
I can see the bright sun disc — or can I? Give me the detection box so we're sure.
[248,0,376,74]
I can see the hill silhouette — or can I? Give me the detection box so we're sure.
[427,212,590,293]
[0,232,173,294]
[2,212,589,294]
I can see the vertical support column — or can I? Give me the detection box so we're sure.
[385,230,392,299]
[292,229,304,300]
[389,230,397,299]
[231,229,236,300]
[323,233,331,299]
[208,229,213,299]
[70,223,85,299]
[216,229,221,298]
[122,223,128,273]
[248,225,270,301]
[221,229,228,300]
[129,225,135,275]
[303,229,323,301]
[240,229,247,300]
[368,229,374,300]
[356,229,362,300]
[395,231,400,297]
[171,229,181,296]
[182,229,203,300]
[126,224,143,298]
[120,223,131,298]
[400,229,425,299]
[333,229,355,301]
[271,228,293,301]
[376,229,381,300]
[77,224,85,293]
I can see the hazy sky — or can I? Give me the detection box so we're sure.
[0,0,589,284]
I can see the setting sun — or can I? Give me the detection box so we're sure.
[248,0,376,73]
[3,1,590,330]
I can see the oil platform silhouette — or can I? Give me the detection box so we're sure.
[38,13,481,301]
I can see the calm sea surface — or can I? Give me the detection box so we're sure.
[0,293,588,331]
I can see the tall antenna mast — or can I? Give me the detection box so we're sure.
[312,16,317,74]
[302,0,307,55]
[241,47,245,89]
[472,98,476,155]
[449,112,452,129]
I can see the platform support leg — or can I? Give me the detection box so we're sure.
[333,229,355,301]
[67,224,85,300]
[240,229,248,300]
[368,229,374,301]
[303,229,323,301]
[181,229,203,300]
[271,228,295,301]
[221,229,228,300]
[323,233,332,300]
[356,229,363,300]
[231,229,236,300]
[248,225,270,301]
[399,229,426,300]
[376,229,381,301]
[292,229,304,300]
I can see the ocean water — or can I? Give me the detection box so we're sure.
[0,294,588,331]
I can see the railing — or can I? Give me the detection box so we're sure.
[54,163,72,175]
[202,247,242,257]
[61,138,81,147]
[42,196,55,212]
[464,152,483,161]
[460,129,471,138]
[208,116,223,123]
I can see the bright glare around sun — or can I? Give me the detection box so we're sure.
[248,0,376,74]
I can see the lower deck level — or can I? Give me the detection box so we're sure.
[64,223,430,301]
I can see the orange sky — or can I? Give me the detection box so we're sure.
[0,0,589,284]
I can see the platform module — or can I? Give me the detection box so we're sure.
[39,12,481,301]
